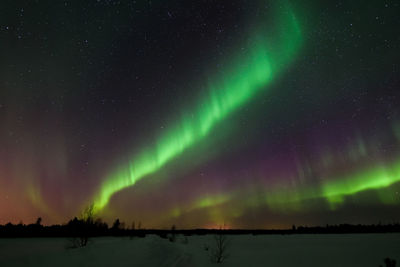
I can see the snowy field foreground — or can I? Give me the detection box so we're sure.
[0,234,399,266]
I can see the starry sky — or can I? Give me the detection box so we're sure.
[0,0,399,229]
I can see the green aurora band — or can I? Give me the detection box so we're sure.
[261,158,400,211]
[91,3,303,212]
[166,156,400,222]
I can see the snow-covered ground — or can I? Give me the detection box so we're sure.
[0,234,399,266]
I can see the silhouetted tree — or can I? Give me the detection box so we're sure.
[67,204,95,248]
[111,218,121,235]
[36,217,42,226]
[210,225,229,263]
[112,219,121,230]
[80,204,95,246]
[81,204,94,224]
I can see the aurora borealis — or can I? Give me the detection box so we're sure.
[92,2,302,212]
[1,0,400,228]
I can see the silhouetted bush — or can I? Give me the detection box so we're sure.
[380,258,396,267]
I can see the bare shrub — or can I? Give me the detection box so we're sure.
[79,204,94,246]
[67,204,95,249]
[210,226,229,263]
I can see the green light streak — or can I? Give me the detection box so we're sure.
[195,194,231,209]
[257,159,400,211]
[266,158,400,210]
[322,160,400,205]
[92,4,303,212]
[167,158,400,218]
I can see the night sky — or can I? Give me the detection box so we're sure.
[1,0,400,229]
